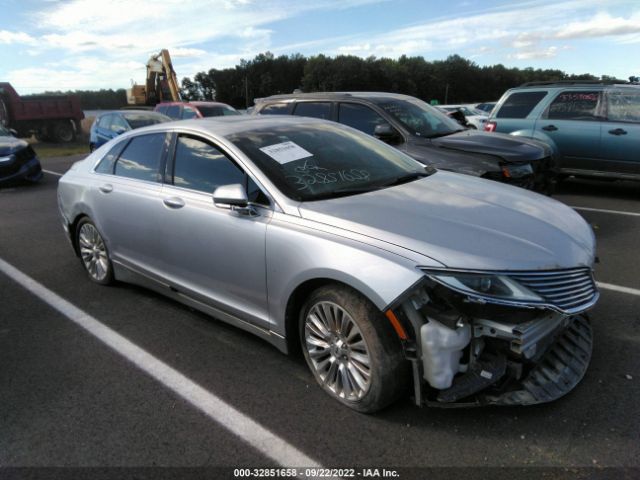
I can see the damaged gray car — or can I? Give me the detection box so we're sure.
[57,116,597,412]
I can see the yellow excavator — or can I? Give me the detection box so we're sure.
[127,49,181,106]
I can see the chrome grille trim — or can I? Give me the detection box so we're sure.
[509,268,597,313]
[420,267,599,315]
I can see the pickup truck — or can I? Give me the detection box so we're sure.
[0,82,84,143]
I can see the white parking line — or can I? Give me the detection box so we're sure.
[43,169,63,177]
[0,257,322,469]
[571,206,640,218]
[597,281,640,297]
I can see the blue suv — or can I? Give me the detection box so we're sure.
[485,82,640,181]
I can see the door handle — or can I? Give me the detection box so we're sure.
[163,197,185,209]
[99,184,113,193]
[542,125,558,132]
[608,128,627,135]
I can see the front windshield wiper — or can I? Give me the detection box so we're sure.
[378,171,432,188]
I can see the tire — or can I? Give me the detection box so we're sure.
[76,218,114,285]
[299,284,409,413]
[52,121,75,143]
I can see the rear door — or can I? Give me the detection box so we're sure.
[91,132,171,278]
[600,88,640,176]
[534,90,603,172]
[157,133,272,328]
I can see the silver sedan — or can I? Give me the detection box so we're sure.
[57,116,598,412]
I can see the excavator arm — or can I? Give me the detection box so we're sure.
[127,49,182,106]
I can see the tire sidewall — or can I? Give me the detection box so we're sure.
[299,285,408,413]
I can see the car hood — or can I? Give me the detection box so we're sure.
[298,172,595,271]
[0,136,29,156]
[429,130,549,163]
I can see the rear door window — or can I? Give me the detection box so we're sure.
[496,91,547,119]
[114,133,168,182]
[292,102,332,119]
[95,141,128,174]
[546,91,602,120]
[259,103,290,115]
[338,103,386,135]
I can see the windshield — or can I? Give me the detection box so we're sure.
[124,113,169,129]
[198,105,240,117]
[227,122,430,202]
[375,97,463,138]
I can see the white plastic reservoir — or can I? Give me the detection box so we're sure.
[421,319,471,389]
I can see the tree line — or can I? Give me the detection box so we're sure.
[179,52,620,108]
[25,52,624,110]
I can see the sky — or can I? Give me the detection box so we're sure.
[0,0,639,94]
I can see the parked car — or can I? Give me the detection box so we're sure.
[155,101,240,120]
[438,104,488,130]
[485,81,640,181]
[0,125,42,185]
[475,102,497,114]
[89,110,170,151]
[58,116,597,412]
[253,92,556,193]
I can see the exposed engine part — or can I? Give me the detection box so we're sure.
[420,319,471,389]
[473,314,569,360]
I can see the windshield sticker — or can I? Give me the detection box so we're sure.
[259,141,313,164]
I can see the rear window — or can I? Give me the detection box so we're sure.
[258,103,290,115]
[496,91,547,119]
[123,113,168,129]
[606,90,640,123]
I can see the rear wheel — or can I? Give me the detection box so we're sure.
[52,121,75,143]
[76,218,114,285]
[300,285,409,413]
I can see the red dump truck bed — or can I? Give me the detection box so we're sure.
[0,82,84,143]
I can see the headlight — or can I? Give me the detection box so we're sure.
[0,155,14,164]
[502,163,533,178]
[424,270,543,303]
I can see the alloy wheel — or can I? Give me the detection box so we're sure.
[304,301,372,401]
[78,223,109,282]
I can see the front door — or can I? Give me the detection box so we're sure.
[158,133,272,328]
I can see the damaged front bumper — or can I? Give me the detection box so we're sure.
[389,270,597,407]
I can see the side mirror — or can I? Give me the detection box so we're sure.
[374,123,399,142]
[213,183,249,210]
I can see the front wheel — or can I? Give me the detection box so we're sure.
[300,285,409,413]
[76,218,114,285]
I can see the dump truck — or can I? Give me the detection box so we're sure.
[0,82,84,143]
[127,49,181,106]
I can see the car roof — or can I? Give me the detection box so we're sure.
[255,91,418,103]
[121,114,333,137]
[156,101,234,107]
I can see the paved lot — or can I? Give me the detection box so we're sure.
[1,154,639,479]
